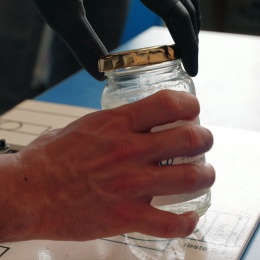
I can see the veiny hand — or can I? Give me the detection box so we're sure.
[1,90,214,242]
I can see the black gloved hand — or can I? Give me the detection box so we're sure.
[141,0,201,77]
[32,0,200,81]
[32,0,108,81]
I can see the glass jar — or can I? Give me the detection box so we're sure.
[99,44,211,219]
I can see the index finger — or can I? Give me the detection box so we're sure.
[164,1,199,76]
[190,0,201,32]
[141,0,199,76]
[117,89,200,132]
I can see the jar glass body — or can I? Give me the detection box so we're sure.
[101,60,211,216]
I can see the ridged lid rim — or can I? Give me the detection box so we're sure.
[98,44,179,72]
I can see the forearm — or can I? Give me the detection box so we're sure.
[0,153,41,242]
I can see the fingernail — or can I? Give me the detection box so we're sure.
[183,211,199,235]
[184,211,199,223]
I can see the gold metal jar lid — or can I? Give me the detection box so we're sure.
[98,44,179,72]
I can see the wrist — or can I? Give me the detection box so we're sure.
[0,153,44,242]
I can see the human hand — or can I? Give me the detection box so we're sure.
[141,0,201,77]
[2,90,214,242]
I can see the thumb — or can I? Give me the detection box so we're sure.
[135,206,199,238]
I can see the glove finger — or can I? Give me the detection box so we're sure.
[190,0,201,32]
[180,0,198,39]
[32,0,108,81]
[165,2,199,76]
[60,17,108,81]
[140,0,199,76]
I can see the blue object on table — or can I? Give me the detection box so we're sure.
[36,70,104,109]
[241,224,260,260]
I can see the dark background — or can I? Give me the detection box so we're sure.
[0,0,259,114]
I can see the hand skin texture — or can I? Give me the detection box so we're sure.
[0,90,215,242]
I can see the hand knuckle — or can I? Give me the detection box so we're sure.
[157,90,182,115]
[113,139,139,160]
[160,220,178,237]
[183,165,198,190]
[183,125,202,149]
[102,110,133,132]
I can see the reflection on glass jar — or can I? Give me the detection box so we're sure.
[99,44,211,248]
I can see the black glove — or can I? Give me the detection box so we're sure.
[32,0,108,81]
[32,0,200,81]
[141,0,201,77]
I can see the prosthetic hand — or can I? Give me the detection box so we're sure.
[32,0,200,81]
[141,0,201,77]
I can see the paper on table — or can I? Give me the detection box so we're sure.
[0,100,259,260]
[0,100,97,147]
